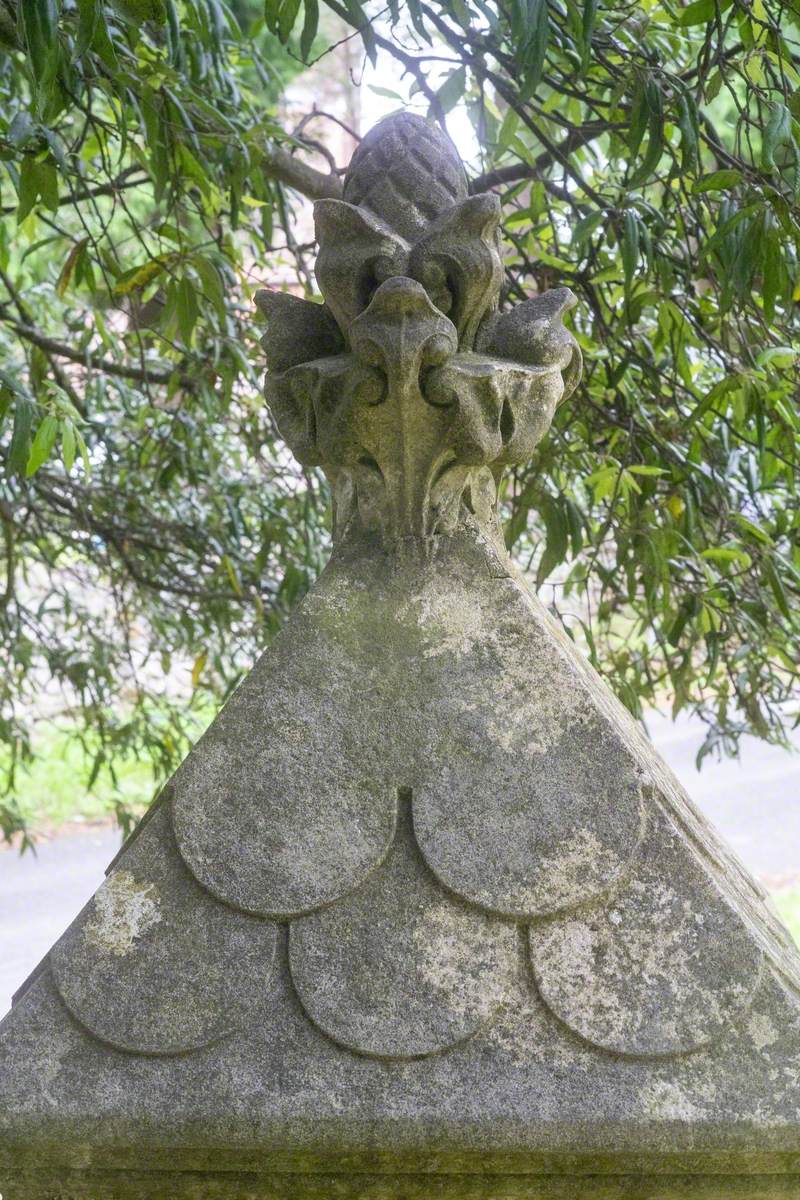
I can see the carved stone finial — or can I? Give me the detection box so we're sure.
[257,112,581,548]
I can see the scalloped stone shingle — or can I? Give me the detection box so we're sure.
[50,806,278,1055]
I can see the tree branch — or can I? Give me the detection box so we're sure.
[0,166,148,216]
[3,317,196,389]
[471,124,611,194]
[261,144,343,200]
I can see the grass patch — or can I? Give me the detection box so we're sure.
[2,726,159,836]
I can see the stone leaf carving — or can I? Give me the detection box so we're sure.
[259,112,582,545]
[255,290,343,374]
[314,201,409,339]
[407,192,503,350]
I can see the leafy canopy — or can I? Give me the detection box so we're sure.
[1,0,799,840]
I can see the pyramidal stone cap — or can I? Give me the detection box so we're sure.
[1,113,799,1200]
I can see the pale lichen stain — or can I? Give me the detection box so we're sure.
[535,828,624,911]
[638,1078,714,1122]
[747,1011,779,1051]
[83,870,162,957]
[412,899,513,1021]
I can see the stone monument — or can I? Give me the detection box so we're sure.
[1,113,798,1199]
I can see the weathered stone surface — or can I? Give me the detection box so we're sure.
[2,534,799,1196]
[342,111,468,243]
[529,802,764,1055]
[254,290,343,375]
[1,111,798,1197]
[172,713,397,917]
[290,790,517,1058]
[50,805,278,1053]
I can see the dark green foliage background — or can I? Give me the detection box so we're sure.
[0,0,798,839]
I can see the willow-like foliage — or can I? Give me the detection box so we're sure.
[1,0,798,840]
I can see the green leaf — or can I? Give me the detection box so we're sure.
[264,0,281,32]
[191,651,207,688]
[8,113,35,148]
[572,210,605,248]
[74,427,91,475]
[404,0,429,40]
[536,495,568,586]
[117,0,167,19]
[338,0,376,63]
[761,102,792,172]
[37,159,58,212]
[435,66,466,116]
[756,345,796,367]
[621,209,639,290]
[368,85,405,100]
[19,0,60,91]
[763,556,791,622]
[497,107,519,153]
[667,601,693,647]
[762,226,780,324]
[25,414,58,476]
[192,257,226,321]
[76,0,97,56]
[176,276,199,344]
[581,0,598,56]
[91,2,119,66]
[61,419,76,472]
[677,93,699,170]
[686,374,744,425]
[627,81,648,158]
[16,159,40,223]
[679,0,732,25]
[300,0,319,59]
[705,69,723,102]
[701,545,752,568]
[8,396,36,476]
[277,0,302,42]
[693,169,743,193]
[585,464,619,502]
[731,514,774,546]
[629,88,663,186]
[222,553,242,595]
[519,0,549,94]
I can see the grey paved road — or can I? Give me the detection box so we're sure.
[1,826,121,1018]
[646,710,800,886]
[1,710,798,1016]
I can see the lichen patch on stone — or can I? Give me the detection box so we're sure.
[747,1011,779,1051]
[83,871,162,957]
[413,899,512,1021]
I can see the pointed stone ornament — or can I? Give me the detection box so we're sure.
[1,114,798,1200]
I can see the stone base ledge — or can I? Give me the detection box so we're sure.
[3,1170,800,1200]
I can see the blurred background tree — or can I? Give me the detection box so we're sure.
[0,0,798,843]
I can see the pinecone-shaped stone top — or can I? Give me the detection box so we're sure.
[343,112,469,242]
